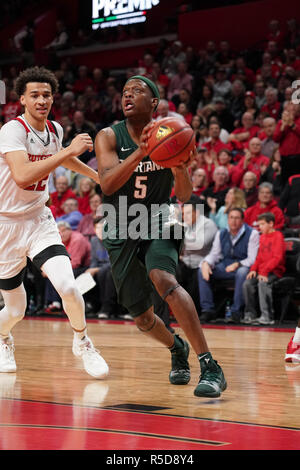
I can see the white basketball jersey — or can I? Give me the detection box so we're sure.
[0,115,63,218]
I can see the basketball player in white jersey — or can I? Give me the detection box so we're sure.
[0,66,109,379]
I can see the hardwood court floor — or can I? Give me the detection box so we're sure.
[0,317,299,450]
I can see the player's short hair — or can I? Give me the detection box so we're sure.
[257,212,275,224]
[15,66,59,96]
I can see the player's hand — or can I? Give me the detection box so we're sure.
[174,146,197,171]
[68,133,94,157]
[139,121,156,157]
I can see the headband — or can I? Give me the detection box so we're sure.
[125,75,160,109]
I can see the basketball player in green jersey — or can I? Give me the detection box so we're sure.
[95,76,227,398]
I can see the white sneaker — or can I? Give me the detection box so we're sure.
[0,335,17,373]
[72,335,109,379]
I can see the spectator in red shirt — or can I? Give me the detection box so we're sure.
[244,182,285,230]
[231,138,270,188]
[50,175,77,218]
[266,20,285,48]
[261,87,281,120]
[1,90,22,123]
[77,193,102,239]
[76,177,96,215]
[73,65,93,95]
[200,165,230,215]
[244,91,258,118]
[242,212,285,325]
[177,102,193,125]
[228,112,260,148]
[191,168,209,197]
[203,122,228,155]
[167,61,193,101]
[273,101,300,186]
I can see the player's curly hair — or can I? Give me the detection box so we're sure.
[15,66,59,96]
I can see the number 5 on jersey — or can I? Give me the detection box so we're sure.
[134,175,148,199]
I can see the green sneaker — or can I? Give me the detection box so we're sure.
[169,335,190,385]
[194,353,227,398]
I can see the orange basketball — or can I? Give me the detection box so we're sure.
[147,117,195,168]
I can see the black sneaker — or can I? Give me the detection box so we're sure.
[169,335,190,385]
[194,352,227,398]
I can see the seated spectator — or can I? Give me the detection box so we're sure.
[228,112,260,147]
[44,19,69,51]
[244,182,285,230]
[228,79,246,125]
[76,177,96,215]
[259,146,281,197]
[215,40,235,70]
[56,198,83,230]
[254,81,267,109]
[77,193,102,239]
[208,187,247,229]
[273,101,300,187]
[176,197,218,311]
[243,171,258,207]
[177,102,193,125]
[83,217,119,319]
[279,173,300,225]
[242,212,286,325]
[191,168,209,196]
[167,61,193,101]
[72,65,93,95]
[190,115,209,147]
[215,149,234,181]
[198,208,259,322]
[189,147,215,183]
[1,90,22,123]
[231,57,256,87]
[213,67,232,99]
[243,91,258,118]
[231,138,270,188]
[208,115,229,143]
[259,117,277,158]
[212,96,234,133]
[261,87,281,120]
[50,175,77,218]
[200,166,230,215]
[68,110,96,142]
[44,221,91,312]
[196,84,214,110]
[156,99,184,121]
[203,122,229,155]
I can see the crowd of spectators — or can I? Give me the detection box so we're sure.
[1,16,300,325]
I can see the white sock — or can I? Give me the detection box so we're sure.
[74,328,87,342]
[293,327,300,344]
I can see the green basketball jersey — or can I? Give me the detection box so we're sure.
[102,120,179,239]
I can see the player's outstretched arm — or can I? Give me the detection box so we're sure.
[6,133,93,189]
[62,156,100,185]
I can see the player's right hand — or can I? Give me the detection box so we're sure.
[68,133,94,156]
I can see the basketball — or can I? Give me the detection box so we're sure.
[147,117,195,168]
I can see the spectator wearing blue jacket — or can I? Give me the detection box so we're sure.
[56,197,83,230]
[198,208,259,323]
